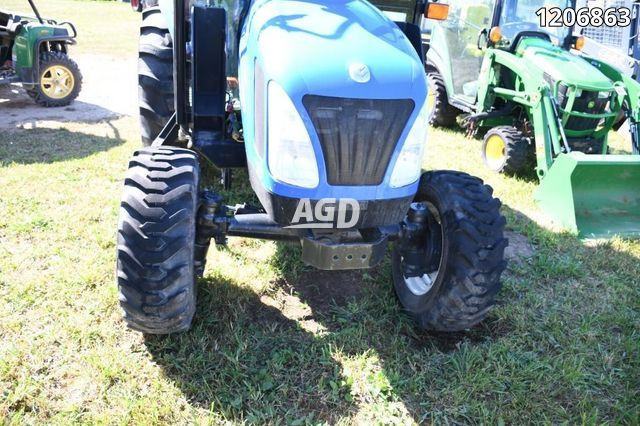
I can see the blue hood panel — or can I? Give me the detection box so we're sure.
[239,0,427,201]
[248,0,424,99]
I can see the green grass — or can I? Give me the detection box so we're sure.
[3,0,138,57]
[1,115,639,424]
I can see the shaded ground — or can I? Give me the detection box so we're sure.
[504,230,536,262]
[1,111,639,426]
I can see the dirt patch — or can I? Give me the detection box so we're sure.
[265,269,365,333]
[281,270,364,314]
[0,54,137,129]
[504,230,535,262]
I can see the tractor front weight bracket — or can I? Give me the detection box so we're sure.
[192,191,426,272]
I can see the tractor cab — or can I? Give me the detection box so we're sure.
[426,0,576,110]
[493,0,573,50]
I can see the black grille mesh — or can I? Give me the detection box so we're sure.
[303,95,415,186]
[544,73,610,132]
[557,84,609,132]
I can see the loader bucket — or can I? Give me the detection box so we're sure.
[535,153,640,238]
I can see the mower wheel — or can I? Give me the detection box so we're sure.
[482,126,532,175]
[117,146,200,334]
[138,6,174,146]
[31,52,82,107]
[426,71,458,127]
[392,171,507,331]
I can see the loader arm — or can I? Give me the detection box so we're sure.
[583,56,640,154]
[477,49,565,175]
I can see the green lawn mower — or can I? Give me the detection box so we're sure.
[422,0,640,238]
[0,0,82,106]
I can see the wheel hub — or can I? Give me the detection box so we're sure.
[40,65,74,99]
[404,273,434,296]
[398,202,444,297]
[426,88,435,114]
[485,134,507,169]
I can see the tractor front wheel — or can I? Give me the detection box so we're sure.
[482,126,532,175]
[31,52,82,107]
[392,171,507,331]
[116,146,200,334]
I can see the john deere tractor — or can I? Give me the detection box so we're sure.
[115,0,508,334]
[422,0,640,238]
[0,0,81,106]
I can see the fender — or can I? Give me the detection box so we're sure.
[12,23,75,85]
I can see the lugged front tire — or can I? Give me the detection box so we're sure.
[392,171,508,331]
[482,126,533,175]
[117,146,200,334]
[138,6,174,146]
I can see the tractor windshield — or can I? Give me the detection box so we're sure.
[498,0,572,47]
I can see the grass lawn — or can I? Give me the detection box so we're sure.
[1,116,639,424]
[1,0,639,423]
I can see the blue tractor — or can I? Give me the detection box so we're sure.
[117,0,508,334]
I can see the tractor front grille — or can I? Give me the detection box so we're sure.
[303,95,414,186]
[544,73,611,132]
[556,84,610,132]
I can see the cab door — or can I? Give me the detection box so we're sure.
[439,0,495,104]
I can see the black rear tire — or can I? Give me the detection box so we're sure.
[117,146,200,334]
[392,171,507,331]
[427,71,459,127]
[138,6,174,146]
[31,52,82,107]
[482,126,533,175]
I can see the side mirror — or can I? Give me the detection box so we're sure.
[424,2,449,20]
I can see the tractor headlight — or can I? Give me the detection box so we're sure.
[267,81,319,188]
[389,100,428,188]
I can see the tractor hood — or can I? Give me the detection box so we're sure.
[238,0,427,203]
[518,38,613,90]
[244,0,426,101]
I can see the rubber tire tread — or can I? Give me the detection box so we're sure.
[138,6,174,146]
[482,126,533,176]
[32,52,82,107]
[392,171,508,331]
[117,146,200,334]
[427,71,459,127]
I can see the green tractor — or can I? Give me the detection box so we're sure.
[422,0,640,238]
[0,0,82,106]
